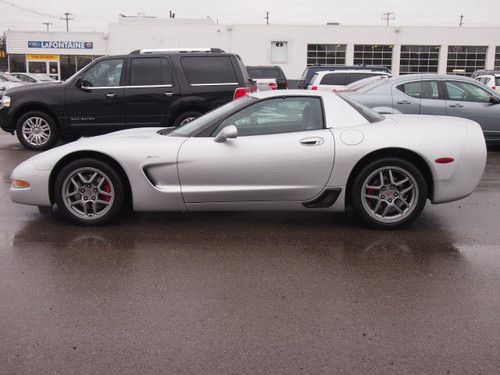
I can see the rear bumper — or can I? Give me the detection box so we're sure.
[432,122,487,204]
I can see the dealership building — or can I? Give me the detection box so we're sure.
[5,15,500,80]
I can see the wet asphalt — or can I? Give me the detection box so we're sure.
[0,132,499,375]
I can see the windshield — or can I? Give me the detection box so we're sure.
[170,96,256,137]
[355,78,388,93]
[338,94,385,123]
[247,67,281,79]
[0,73,21,82]
[347,75,389,91]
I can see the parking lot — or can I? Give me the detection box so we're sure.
[0,131,499,374]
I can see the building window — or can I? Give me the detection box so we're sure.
[60,55,76,80]
[495,47,500,70]
[271,41,288,63]
[8,54,26,72]
[447,46,487,76]
[354,45,393,70]
[399,45,440,74]
[307,44,346,66]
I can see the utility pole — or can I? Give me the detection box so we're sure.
[42,22,53,32]
[60,12,73,31]
[459,14,464,27]
[381,12,395,26]
[265,11,269,25]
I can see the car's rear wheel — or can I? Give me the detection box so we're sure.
[54,159,124,226]
[351,158,428,229]
[173,111,202,127]
[16,111,59,151]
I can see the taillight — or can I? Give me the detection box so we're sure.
[284,82,288,89]
[268,82,277,90]
[233,87,251,100]
[493,86,497,90]
[310,86,318,90]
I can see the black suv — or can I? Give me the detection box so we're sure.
[0,48,252,150]
[246,66,288,89]
[298,65,392,89]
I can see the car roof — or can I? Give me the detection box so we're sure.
[386,74,482,83]
[314,70,390,77]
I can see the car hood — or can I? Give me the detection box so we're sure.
[4,80,63,96]
[23,127,184,171]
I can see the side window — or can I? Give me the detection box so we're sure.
[320,73,347,85]
[396,81,421,98]
[181,56,238,85]
[213,97,324,136]
[445,81,491,103]
[420,81,440,99]
[82,59,123,87]
[129,57,163,86]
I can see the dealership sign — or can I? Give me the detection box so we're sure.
[28,41,94,49]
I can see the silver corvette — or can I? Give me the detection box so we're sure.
[10,90,487,229]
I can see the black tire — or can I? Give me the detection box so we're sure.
[53,159,125,226]
[351,157,428,229]
[172,111,202,127]
[16,110,59,151]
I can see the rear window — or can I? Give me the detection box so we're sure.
[320,73,347,85]
[339,94,385,123]
[181,56,238,85]
[247,67,282,79]
[347,72,384,84]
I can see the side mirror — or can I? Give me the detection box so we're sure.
[75,77,91,91]
[214,125,238,143]
[489,96,500,105]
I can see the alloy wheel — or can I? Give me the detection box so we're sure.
[21,117,51,147]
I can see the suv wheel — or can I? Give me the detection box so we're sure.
[351,158,428,229]
[173,111,202,127]
[54,159,124,226]
[16,111,59,151]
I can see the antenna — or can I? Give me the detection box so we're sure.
[381,12,395,26]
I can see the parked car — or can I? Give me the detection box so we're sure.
[11,72,57,83]
[475,73,500,93]
[298,65,391,89]
[470,69,500,79]
[246,66,287,89]
[342,74,500,144]
[253,78,278,92]
[10,90,486,229]
[0,72,29,97]
[0,48,253,151]
[308,70,391,91]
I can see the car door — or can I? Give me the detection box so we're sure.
[392,81,420,113]
[444,80,500,140]
[66,58,125,130]
[177,96,335,203]
[419,79,446,115]
[123,56,180,127]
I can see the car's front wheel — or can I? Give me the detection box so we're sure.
[16,111,59,151]
[351,158,428,229]
[53,159,124,226]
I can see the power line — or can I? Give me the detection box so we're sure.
[381,11,395,26]
[60,12,74,32]
[0,0,60,19]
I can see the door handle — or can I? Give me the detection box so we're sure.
[105,93,116,98]
[164,92,174,96]
[300,137,324,146]
[449,103,464,108]
[397,100,411,104]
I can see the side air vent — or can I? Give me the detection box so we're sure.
[157,127,175,135]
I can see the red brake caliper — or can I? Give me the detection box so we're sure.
[103,183,111,202]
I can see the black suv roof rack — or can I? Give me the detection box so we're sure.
[129,48,225,55]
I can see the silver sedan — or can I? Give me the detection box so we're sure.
[343,74,500,144]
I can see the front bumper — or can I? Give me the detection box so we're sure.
[10,160,51,206]
[0,107,14,133]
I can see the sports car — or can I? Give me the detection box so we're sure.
[10,90,487,229]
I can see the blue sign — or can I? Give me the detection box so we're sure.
[28,41,94,49]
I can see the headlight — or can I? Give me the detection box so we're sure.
[0,95,11,109]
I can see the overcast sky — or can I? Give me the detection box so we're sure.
[1,0,499,33]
